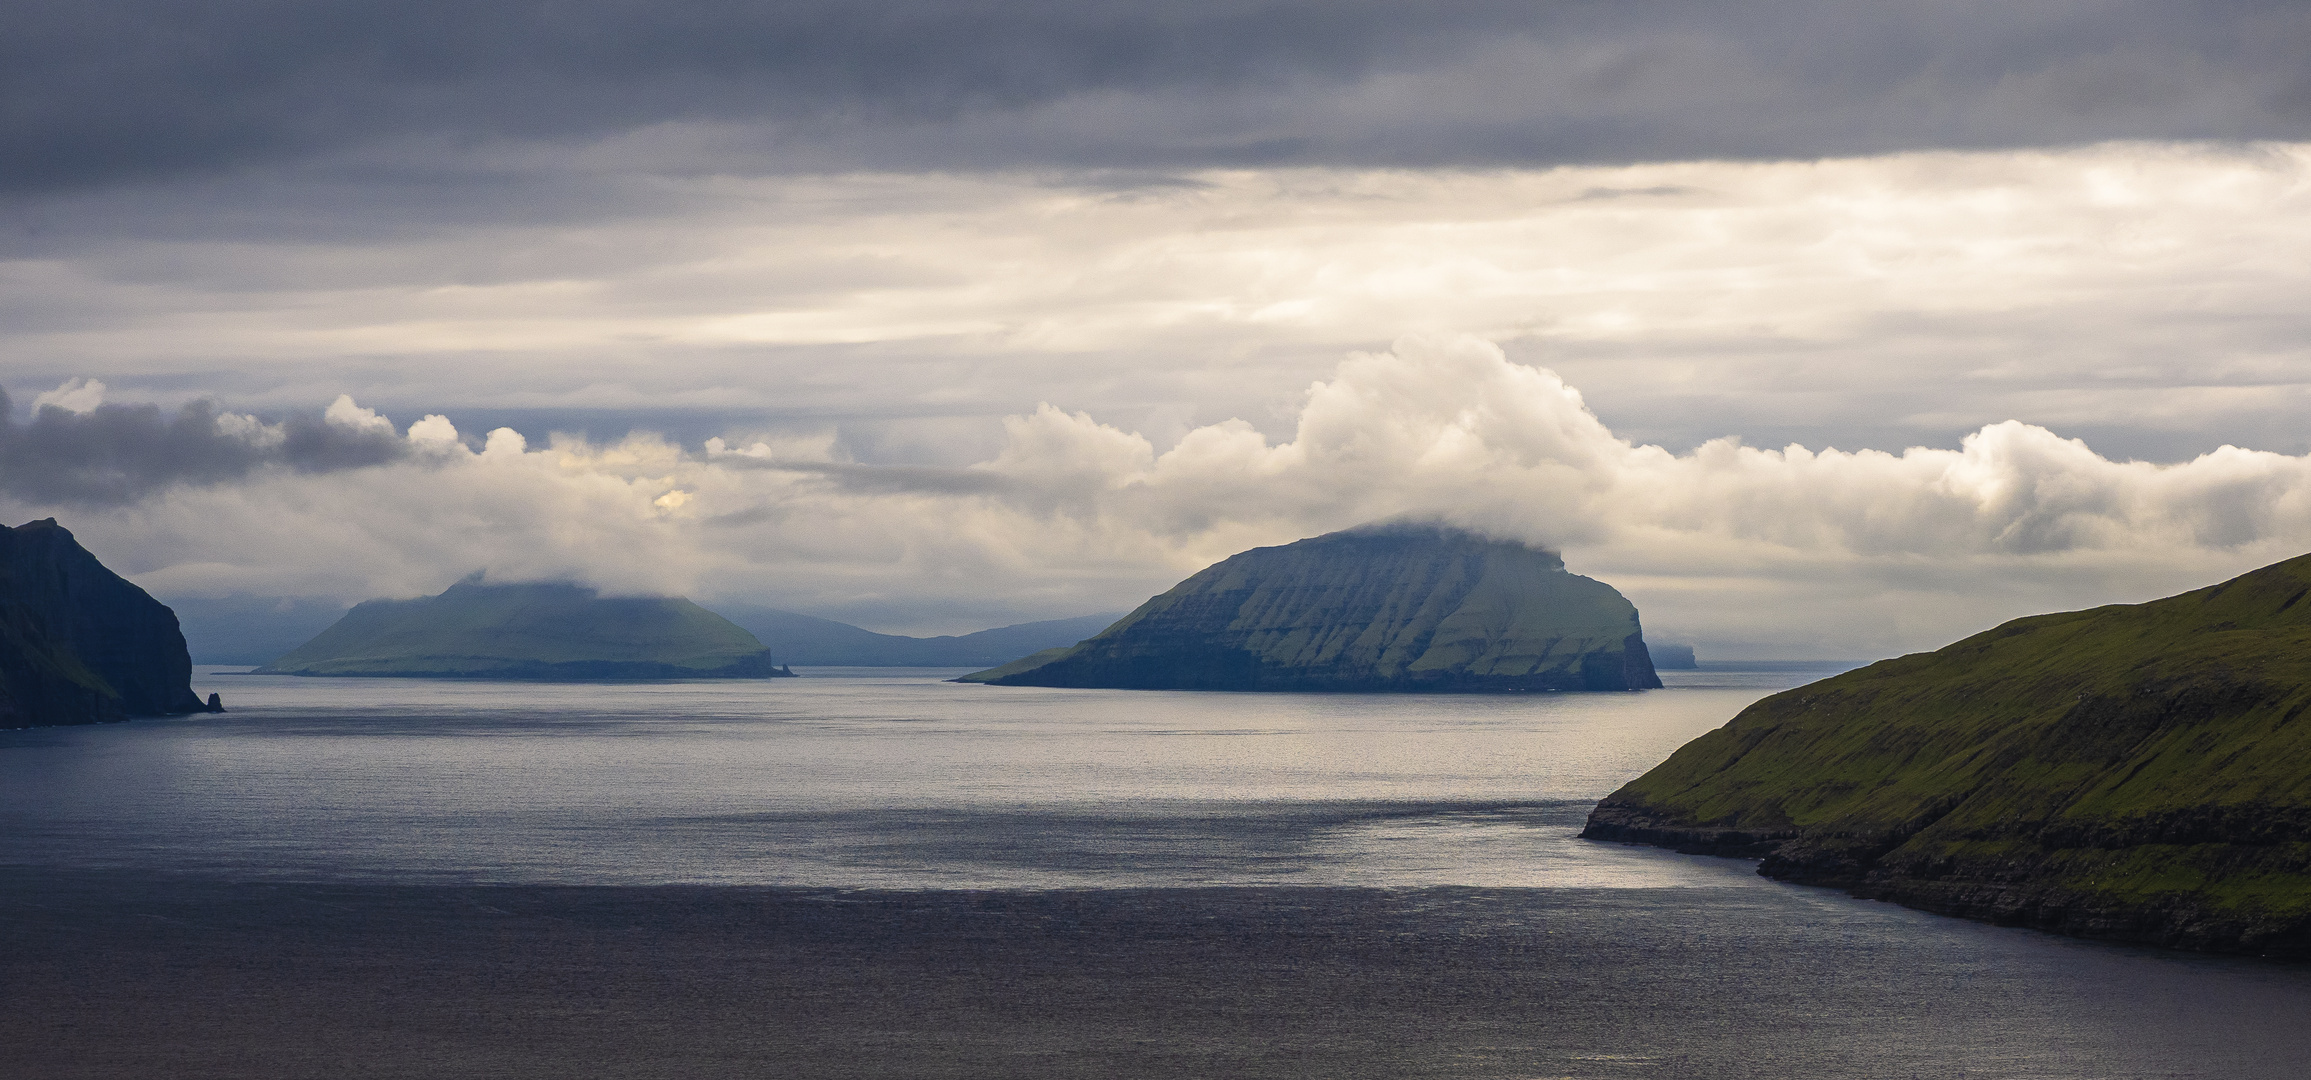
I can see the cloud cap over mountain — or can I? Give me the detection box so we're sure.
[15,339,2311,658]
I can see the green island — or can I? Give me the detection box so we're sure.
[256,578,795,680]
[962,523,1662,692]
[1583,552,2311,956]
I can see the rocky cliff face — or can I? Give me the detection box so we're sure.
[1583,552,2311,957]
[0,519,214,727]
[257,579,797,679]
[963,524,1661,692]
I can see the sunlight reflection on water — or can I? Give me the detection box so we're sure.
[0,665,1836,887]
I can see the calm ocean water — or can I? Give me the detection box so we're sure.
[5,665,1814,887]
[6,665,2311,1078]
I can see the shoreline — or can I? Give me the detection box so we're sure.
[1580,803,2311,961]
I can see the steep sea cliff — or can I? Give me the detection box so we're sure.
[0,519,215,726]
[964,524,1661,692]
[1584,552,2311,956]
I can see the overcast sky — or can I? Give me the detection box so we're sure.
[8,0,2311,656]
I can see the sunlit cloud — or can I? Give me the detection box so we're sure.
[11,143,2311,467]
[15,337,2311,658]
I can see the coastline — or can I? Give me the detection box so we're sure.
[1581,802,2311,959]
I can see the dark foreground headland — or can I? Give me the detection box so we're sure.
[0,518,219,726]
[1584,551,2311,956]
[963,523,1661,691]
[256,577,797,679]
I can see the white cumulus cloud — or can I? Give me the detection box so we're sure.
[29,378,107,414]
[18,337,2311,658]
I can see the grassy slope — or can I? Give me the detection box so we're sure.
[1589,552,2311,950]
[260,583,772,676]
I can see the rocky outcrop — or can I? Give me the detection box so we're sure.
[1583,552,2311,957]
[257,578,798,679]
[962,523,1662,692]
[0,518,216,727]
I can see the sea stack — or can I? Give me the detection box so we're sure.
[0,518,217,727]
[962,523,1662,692]
[1583,551,2311,956]
[257,577,798,680]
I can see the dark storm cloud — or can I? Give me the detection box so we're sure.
[0,389,408,504]
[7,0,2310,193]
[0,0,1529,191]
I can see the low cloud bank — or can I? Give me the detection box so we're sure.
[0,382,421,503]
[13,339,2311,655]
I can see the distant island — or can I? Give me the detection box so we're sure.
[963,523,1663,692]
[1,519,221,726]
[257,578,796,680]
[1649,642,1697,669]
[1584,552,2311,957]
[170,595,1121,669]
[713,607,1122,668]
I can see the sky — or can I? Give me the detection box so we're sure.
[7,0,2311,657]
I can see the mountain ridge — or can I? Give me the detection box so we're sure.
[715,607,1121,668]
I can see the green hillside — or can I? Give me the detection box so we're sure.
[964,524,1661,691]
[257,579,794,679]
[1584,552,2311,955]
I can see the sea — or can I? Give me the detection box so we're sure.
[4,665,2308,1079]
